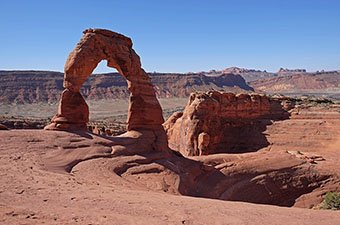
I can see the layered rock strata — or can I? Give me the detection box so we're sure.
[164,91,290,156]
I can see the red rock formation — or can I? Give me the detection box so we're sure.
[45,29,164,132]
[164,91,290,156]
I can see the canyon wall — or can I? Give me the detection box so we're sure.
[0,71,252,104]
[1,69,339,104]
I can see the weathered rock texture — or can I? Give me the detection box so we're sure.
[164,91,290,156]
[45,29,164,132]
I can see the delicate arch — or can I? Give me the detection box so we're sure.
[45,29,164,131]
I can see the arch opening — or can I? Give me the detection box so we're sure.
[84,60,129,135]
[92,60,116,74]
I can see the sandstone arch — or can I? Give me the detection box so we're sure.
[45,29,164,132]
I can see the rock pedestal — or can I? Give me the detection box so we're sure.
[44,89,89,130]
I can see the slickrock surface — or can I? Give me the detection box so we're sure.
[45,29,164,132]
[164,91,290,156]
[0,93,339,224]
[0,123,339,224]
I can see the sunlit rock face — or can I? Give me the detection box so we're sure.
[164,91,290,156]
[45,28,164,132]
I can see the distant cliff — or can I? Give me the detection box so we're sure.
[0,70,253,104]
[1,68,339,104]
[250,72,340,94]
[201,67,276,82]
[210,67,340,97]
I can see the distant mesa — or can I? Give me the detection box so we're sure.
[0,70,253,104]
[278,68,307,74]
[203,67,275,82]
[0,66,339,104]
[222,67,266,74]
[250,70,340,94]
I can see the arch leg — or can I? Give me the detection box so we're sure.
[44,89,89,130]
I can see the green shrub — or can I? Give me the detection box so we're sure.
[321,192,340,210]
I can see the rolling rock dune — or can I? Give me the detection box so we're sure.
[1,29,340,225]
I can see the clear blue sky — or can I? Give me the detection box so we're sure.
[1,0,339,73]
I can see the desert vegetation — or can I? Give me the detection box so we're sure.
[321,192,340,210]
